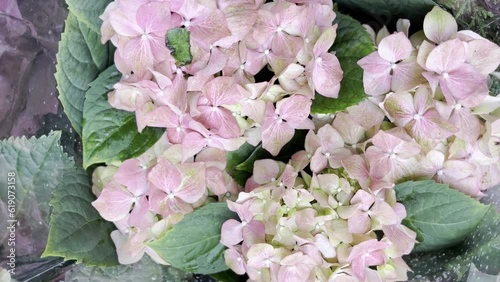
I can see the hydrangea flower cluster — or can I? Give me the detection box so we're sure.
[92,0,345,266]
[100,0,342,156]
[356,6,500,197]
[221,153,416,281]
[89,0,500,279]
[91,135,242,265]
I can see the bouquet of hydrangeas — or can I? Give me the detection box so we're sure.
[1,0,499,281]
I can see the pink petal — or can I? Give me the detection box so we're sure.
[136,2,171,35]
[348,210,371,234]
[147,158,182,193]
[466,39,500,75]
[391,61,425,92]
[92,182,134,222]
[253,159,281,184]
[174,162,206,203]
[220,219,244,246]
[441,64,488,105]
[311,53,343,98]
[224,248,247,275]
[425,39,466,73]
[423,6,457,44]
[276,95,312,127]
[358,53,392,95]
[378,32,413,62]
[114,159,149,196]
[313,25,337,56]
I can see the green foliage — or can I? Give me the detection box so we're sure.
[82,66,163,169]
[148,203,239,274]
[42,165,119,266]
[56,12,112,135]
[66,0,113,34]
[311,13,374,114]
[405,206,500,281]
[226,130,308,186]
[395,180,490,252]
[166,28,193,66]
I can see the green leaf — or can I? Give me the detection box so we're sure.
[311,13,374,114]
[405,206,500,281]
[56,12,112,135]
[395,180,490,252]
[226,130,308,186]
[82,66,164,169]
[66,0,112,34]
[166,28,193,66]
[0,131,71,223]
[226,143,256,186]
[335,0,436,23]
[42,165,119,266]
[148,203,239,275]
[0,132,72,256]
[64,256,193,281]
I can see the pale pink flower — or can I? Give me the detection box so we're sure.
[422,39,488,106]
[148,158,206,216]
[221,200,265,247]
[195,76,243,139]
[358,32,424,95]
[305,25,343,98]
[278,252,317,282]
[110,2,171,74]
[174,0,232,51]
[261,95,314,156]
[365,130,421,179]
[310,124,351,173]
[347,239,390,280]
[383,88,457,139]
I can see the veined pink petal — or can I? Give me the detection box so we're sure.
[136,2,170,35]
[114,158,149,196]
[221,219,244,246]
[253,159,281,184]
[466,39,500,75]
[358,53,392,95]
[378,32,413,62]
[440,64,488,105]
[391,61,425,92]
[92,182,134,222]
[224,248,247,275]
[425,39,466,73]
[174,162,206,203]
[278,252,315,282]
[313,25,337,56]
[311,53,343,98]
[262,120,295,156]
[147,158,182,194]
[347,210,371,234]
[423,6,458,44]
[276,95,312,127]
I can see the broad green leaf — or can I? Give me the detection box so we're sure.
[82,66,163,169]
[311,13,374,114]
[148,203,239,274]
[166,28,192,66]
[0,132,71,255]
[42,165,118,266]
[56,12,112,135]
[395,180,490,252]
[335,0,435,23]
[405,205,500,281]
[64,256,193,281]
[66,0,112,34]
[226,130,308,186]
